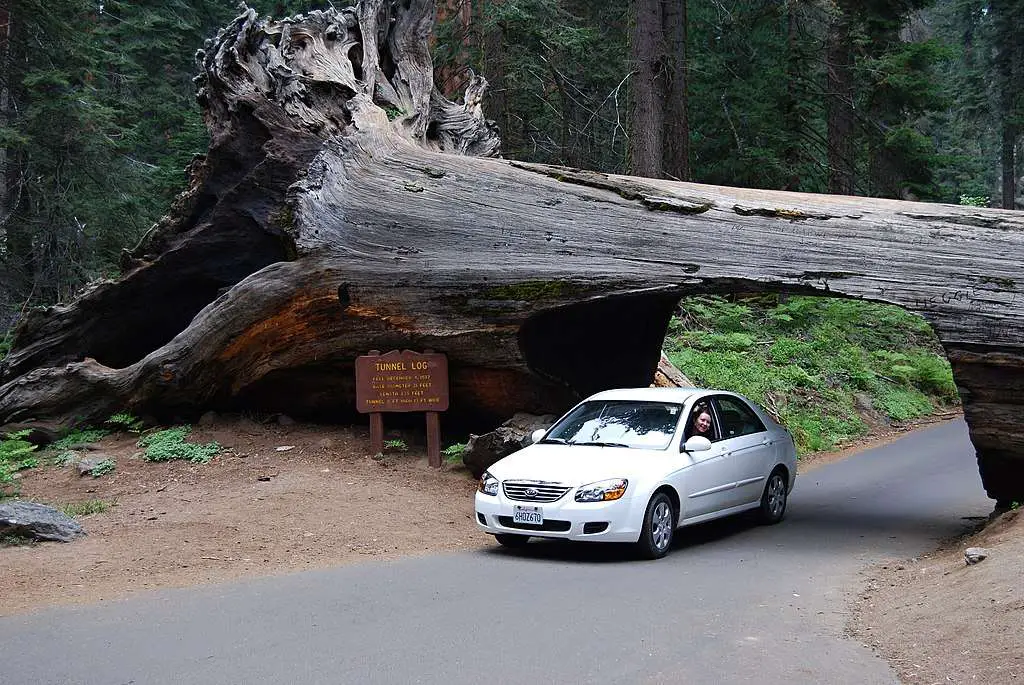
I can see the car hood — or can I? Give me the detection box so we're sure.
[488,443,666,485]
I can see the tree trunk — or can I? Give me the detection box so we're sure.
[826,3,856,195]
[662,0,688,181]
[1,4,1024,505]
[629,0,665,177]
[1002,124,1017,210]
[783,0,802,191]
[993,0,1022,209]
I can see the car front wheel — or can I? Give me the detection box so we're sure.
[636,492,675,560]
[758,469,788,524]
[494,533,530,548]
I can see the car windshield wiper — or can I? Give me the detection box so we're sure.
[571,441,631,448]
[539,437,567,444]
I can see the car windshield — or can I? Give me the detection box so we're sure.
[541,400,683,450]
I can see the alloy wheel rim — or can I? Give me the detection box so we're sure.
[768,476,785,517]
[652,500,672,550]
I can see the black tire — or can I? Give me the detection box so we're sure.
[636,492,675,560]
[758,469,788,524]
[494,533,530,548]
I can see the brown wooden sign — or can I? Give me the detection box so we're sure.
[355,350,449,413]
[355,350,449,467]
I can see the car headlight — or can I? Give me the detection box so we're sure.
[575,478,628,502]
[478,471,499,496]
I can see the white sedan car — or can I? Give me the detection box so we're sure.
[474,387,797,559]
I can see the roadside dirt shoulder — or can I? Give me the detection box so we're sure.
[1,418,485,616]
[852,509,1023,684]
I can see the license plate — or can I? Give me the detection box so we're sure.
[513,505,544,525]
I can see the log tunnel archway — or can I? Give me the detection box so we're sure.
[0,4,1022,507]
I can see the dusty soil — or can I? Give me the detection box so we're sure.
[3,411,1020,685]
[1,416,485,615]
[852,509,1024,684]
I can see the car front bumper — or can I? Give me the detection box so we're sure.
[474,490,645,543]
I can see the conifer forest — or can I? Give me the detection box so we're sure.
[0,0,1020,323]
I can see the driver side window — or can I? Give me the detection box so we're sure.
[685,401,720,442]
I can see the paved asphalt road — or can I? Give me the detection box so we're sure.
[1,419,993,685]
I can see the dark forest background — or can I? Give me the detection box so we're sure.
[0,0,1020,330]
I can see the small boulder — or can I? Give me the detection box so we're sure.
[462,412,557,478]
[964,547,989,565]
[0,501,86,542]
[75,456,112,477]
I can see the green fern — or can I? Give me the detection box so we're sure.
[138,427,220,464]
[51,428,109,451]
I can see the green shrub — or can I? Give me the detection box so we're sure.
[1,430,37,461]
[51,428,109,451]
[959,194,988,207]
[441,442,467,464]
[106,412,144,432]
[679,296,752,333]
[669,294,955,457]
[138,427,220,464]
[384,439,408,452]
[53,451,79,467]
[1,430,39,499]
[902,353,958,400]
[873,386,934,421]
[89,459,116,478]
[769,338,815,364]
[783,410,867,453]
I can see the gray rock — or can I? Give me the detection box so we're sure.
[462,412,557,478]
[0,501,86,542]
[198,411,219,427]
[964,547,989,565]
[75,456,110,477]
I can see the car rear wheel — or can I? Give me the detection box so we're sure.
[494,533,530,547]
[758,469,788,524]
[636,492,675,560]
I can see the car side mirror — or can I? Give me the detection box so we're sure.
[682,436,712,453]
[530,428,547,444]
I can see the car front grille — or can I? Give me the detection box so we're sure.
[502,480,572,503]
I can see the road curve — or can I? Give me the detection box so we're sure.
[0,419,992,684]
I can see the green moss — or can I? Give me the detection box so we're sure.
[482,280,585,301]
[269,203,295,231]
[979,276,1015,289]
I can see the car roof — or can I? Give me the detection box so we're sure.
[585,387,722,404]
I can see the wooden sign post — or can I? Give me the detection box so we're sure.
[354,350,450,467]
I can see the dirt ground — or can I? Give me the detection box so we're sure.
[852,508,1024,684]
[3,413,1020,684]
[1,417,485,615]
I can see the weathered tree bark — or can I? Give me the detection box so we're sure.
[1,3,1023,504]
[662,0,689,182]
[629,0,666,177]
[993,0,1022,209]
[826,2,856,195]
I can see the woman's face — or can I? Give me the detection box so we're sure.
[694,412,712,434]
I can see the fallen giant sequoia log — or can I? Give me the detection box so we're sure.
[1,2,1023,504]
